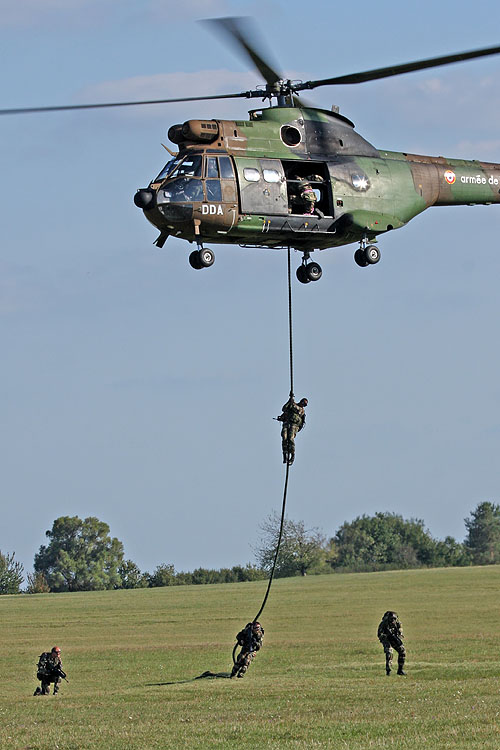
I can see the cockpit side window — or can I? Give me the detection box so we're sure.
[206,157,219,178]
[219,156,234,179]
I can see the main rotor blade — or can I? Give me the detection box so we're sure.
[299,43,500,89]
[203,17,283,87]
[0,91,256,116]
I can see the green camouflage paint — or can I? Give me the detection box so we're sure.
[141,106,500,252]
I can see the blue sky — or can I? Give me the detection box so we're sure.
[1,0,500,578]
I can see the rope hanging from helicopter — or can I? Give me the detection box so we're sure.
[251,245,295,625]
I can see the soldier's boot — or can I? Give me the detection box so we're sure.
[397,658,406,676]
[53,685,59,694]
[33,687,42,696]
[237,666,248,678]
[385,655,391,675]
[230,665,238,678]
[386,668,391,676]
[42,687,50,695]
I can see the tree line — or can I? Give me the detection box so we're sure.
[1,501,500,594]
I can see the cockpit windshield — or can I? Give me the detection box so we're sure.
[162,177,203,203]
[154,154,203,185]
[154,158,177,183]
[170,155,202,179]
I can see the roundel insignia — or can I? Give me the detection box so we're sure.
[444,169,456,185]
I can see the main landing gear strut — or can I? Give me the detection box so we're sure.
[189,243,215,270]
[354,237,381,267]
[296,251,322,284]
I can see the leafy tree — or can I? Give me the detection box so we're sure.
[464,502,500,564]
[255,512,327,577]
[25,571,51,594]
[0,551,24,594]
[118,560,148,589]
[332,512,438,571]
[147,563,176,587]
[34,516,124,592]
[432,536,470,567]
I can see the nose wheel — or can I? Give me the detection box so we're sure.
[354,238,380,267]
[296,253,322,284]
[189,246,215,270]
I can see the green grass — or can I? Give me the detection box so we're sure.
[2,566,500,749]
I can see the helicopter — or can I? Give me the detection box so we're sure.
[4,18,500,284]
[132,19,500,283]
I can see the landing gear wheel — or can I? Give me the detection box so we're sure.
[365,245,380,264]
[354,249,369,267]
[189,250,203,270]
[199,248,215,267]
[296,265,311,284]
[306,261,322,281]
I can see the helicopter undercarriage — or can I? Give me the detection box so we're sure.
[186,232,381,283]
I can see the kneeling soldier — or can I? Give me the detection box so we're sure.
[34,646,67,695]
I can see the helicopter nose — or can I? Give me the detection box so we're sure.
[134,188,155,210]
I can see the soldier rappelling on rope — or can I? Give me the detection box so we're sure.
[277,395,308,465]
[230,621,264,678]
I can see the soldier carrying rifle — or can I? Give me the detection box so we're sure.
[33,646,68,695]
[377,611,406,676]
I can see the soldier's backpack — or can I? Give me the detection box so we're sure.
[36,652,52,679]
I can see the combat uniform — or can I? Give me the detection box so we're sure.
[377,611,406,676]
[298,178,317,214]
[34,649,64,695]
[231,622,264,678]
[278,397,307,465]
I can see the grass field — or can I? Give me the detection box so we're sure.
[2,565,500,749]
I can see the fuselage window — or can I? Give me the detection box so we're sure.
[281,126,301,147]
[206,157,219,178]
[244,167,260,182]
[162,177,203,203]
[263,169,281,183]
[206,180,222,202]
[219,156,235,179]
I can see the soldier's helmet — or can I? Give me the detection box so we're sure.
[299,398,308,407]
[51,646,61,653]
[252,621,262,631]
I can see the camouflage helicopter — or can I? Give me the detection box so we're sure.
[4,18,500,284]
[132,19,500,283]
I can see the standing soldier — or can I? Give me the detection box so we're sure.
[277,396,307,465]
[377,611,406,676]
[33,646,67,695]
[231,621,264,678]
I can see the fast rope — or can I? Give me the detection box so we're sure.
[252,246,294,623]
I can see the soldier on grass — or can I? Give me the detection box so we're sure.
[377,611,406,676]
[231,621,264,678]
[33,646,67,695]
